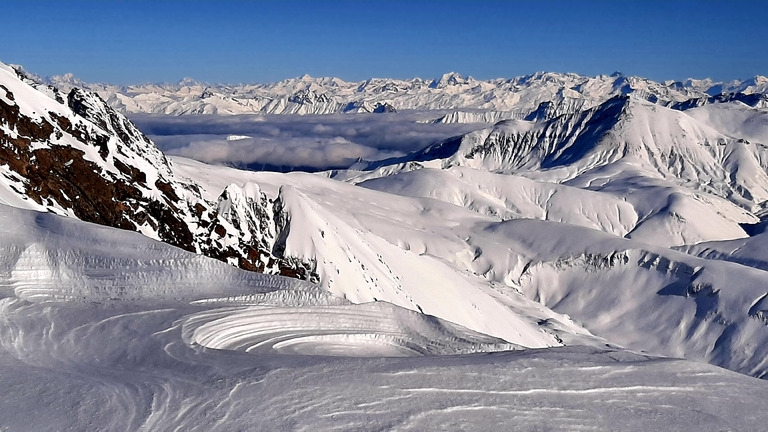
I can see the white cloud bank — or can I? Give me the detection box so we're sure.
[129,112,486,170]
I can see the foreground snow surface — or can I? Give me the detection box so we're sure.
[2,205,768,430]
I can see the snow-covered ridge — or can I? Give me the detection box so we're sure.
[45,69,768,116]
[0,60,317,280]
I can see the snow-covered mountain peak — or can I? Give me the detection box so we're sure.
[50,72,87,86]
[446,95,768,208]
[430,72,471,88]
[59,69,766,116]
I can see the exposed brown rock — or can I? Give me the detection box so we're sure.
[1,79,319,284]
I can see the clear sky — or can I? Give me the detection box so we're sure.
[1,0,766,84]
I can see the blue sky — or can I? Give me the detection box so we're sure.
[1,0,765,84]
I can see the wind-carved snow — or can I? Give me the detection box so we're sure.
[0,205,311,303]
[185,302,519,357]
[0,203,517,359]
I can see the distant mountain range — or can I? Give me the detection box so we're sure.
[36,68,768,116]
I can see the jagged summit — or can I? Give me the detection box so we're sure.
[429,72,472,88]
[50,72,87,86]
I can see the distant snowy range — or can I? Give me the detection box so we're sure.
[2,61,768,430]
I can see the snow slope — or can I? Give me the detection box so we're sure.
[1,204,767,431]
[359,166,639,236]
[0,60,318,279]
[357,163,754,247]
[172,157,768,378]
[338,95,768,247]
[685,101,768,144]
[676,231,768,272]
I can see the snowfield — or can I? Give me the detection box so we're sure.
[3,60,768,430]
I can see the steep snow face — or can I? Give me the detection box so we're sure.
[448,97,729,175]
[47,70,754,117]
[429,96,768,209]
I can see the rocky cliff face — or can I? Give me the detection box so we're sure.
[0,62,317,282]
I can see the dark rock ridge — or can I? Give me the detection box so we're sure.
[0,63,317,282]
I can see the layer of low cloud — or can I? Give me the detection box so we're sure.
[129,112,487,171]
[170,136,390,170]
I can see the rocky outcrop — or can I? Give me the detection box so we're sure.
[0,62,316,281]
